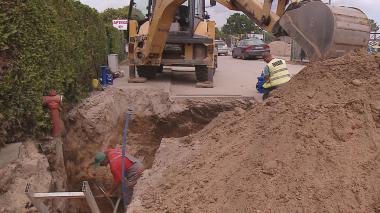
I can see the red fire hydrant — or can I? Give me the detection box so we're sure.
[43,90,63,137]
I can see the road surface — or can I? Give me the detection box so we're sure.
[117,56,305,100]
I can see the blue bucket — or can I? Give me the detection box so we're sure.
[256,75,266,93]
[100,66,108,86]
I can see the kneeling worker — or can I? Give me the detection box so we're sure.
[260,53,291,99]
[87,147,144,204]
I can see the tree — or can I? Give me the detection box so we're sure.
[215,27,226,40]
[101,6,145,23]
[221,13,262,36]
[369,19,379,32]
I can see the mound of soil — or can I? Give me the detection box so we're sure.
[0,141,52,212]
[129,51,380,212]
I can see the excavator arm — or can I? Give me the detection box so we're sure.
[216,0,285,32]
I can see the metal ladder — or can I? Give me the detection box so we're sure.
[25,181,100,213]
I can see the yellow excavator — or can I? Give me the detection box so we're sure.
[127,0,371,87]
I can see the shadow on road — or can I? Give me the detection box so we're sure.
[171,70,196,85]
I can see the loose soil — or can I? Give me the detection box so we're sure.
[0,141,52,212]
[128,51,380,212]
[0,138,68,212]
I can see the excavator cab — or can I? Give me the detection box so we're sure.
[128,0,217,87]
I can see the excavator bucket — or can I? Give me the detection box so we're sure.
[279,1,370,61]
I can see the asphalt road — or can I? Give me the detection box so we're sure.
[118,56,305,100]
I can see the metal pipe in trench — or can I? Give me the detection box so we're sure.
[121,108,134,209]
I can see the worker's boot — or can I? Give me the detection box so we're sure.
[128,77,147,83]
[195,81,213,88]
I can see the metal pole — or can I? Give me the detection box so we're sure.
[328,0,331,4]
[25,182,102,213]
[121,108,133,209]
[127,0,135,42]
[127,0,134,21]
[82,181,101,213]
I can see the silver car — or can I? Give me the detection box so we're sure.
[216,40,229,56]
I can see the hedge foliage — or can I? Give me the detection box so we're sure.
[0,0,141,144]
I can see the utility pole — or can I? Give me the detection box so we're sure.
[127,0,135,42]
[328,0,331,4]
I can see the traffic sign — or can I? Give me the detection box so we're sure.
[112,19,128,30]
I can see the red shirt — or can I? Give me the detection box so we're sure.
[106,148,133,184]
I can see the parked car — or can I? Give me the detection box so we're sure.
[216,40,229,56]
[232,38,270,60]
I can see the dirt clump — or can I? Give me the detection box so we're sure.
[129,51,380,212]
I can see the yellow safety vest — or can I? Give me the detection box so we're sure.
[262,59,291,89]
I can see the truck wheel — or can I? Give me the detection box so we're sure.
[195,65,208,82]
[156,64,164,73]
[137,66,157,79]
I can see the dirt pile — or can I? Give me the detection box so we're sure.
[129,51,380,212]
[0,141,52,212]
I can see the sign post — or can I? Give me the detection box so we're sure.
[112,19,128,55]
[112,19,129,30]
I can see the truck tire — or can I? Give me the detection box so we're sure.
[137,66,157,79]
[232,52,237,58]
[195,65,208,82]
[242,53,248,60]
[156,64,164,73]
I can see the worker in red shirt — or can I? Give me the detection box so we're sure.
[87,147,144,204]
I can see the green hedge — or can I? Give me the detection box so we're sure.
[0,0,132,144]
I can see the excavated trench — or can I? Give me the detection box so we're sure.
[61,87,252,212]
[106,100,242,169]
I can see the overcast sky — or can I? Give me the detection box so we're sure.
[80,0,380,28]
